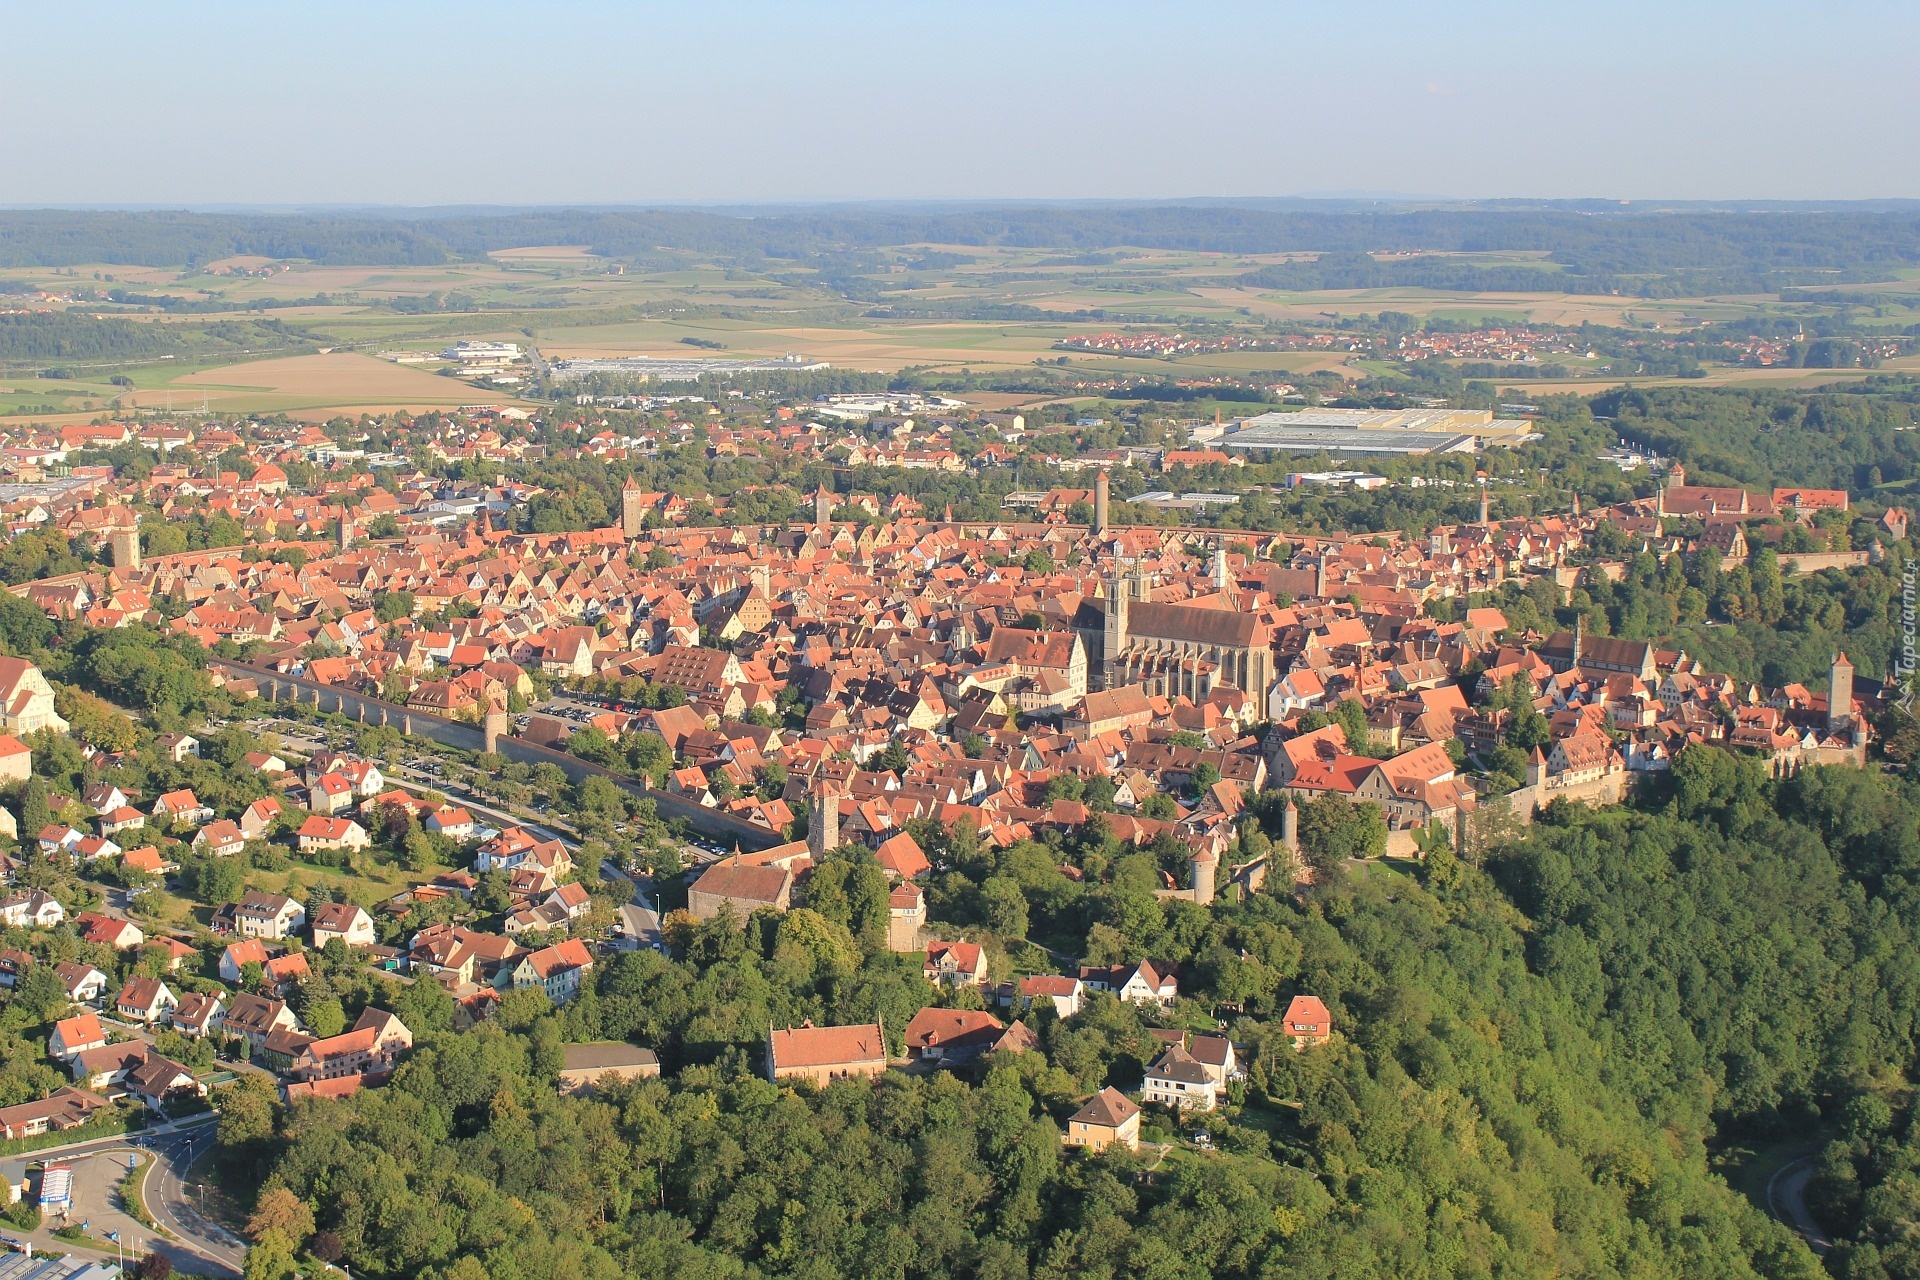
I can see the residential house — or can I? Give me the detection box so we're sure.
[0,1087,107,1141]
[1080,960,1178,1008]
[218,938,271,985]
[53,961,109,1004]
[192,820,248,858]
[74,912,143,951]
[509,938,594,1005]
[150,789,212,827]
[289,1008,413,1082]
[0,735,31,783]
[1015,974,1084,1019]
[221,992,299,1054]
[0,656,68,735]
[70,1040,152,1089]
[425,807,478,840]
[259,1025,317,1075]
[0,889,65,929]
[124,1054,204,1111]
[115,976,177,1025]
[145,935,198,973]
[296,815,371,853]
[1142,1044,1218,1111]
[309,772,357,816]
[235,891,305,940]
[408,925,522,987]
[169,992,225,1039]
[1282,994,1333,1049]
[310,902,376,949]
[923,938,990,988]
[1188,1034,1237,1085]
[902,1007,1006,1063]
[239,798,283,839]
[1064,1086,1141,1152]
[98,806,145,837]
[154,733,199,763]
[49,1012,106,1061]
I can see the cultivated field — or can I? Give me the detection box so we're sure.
[137,352,528,414]
[4,241,1917,425]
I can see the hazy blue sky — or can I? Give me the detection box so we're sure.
[8,0,1918,205]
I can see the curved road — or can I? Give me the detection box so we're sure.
[8,1121,243,1277]
[1766,1155,1832,1255]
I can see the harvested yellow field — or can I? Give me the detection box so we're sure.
[125,351,521,413]
[488,245,602,262]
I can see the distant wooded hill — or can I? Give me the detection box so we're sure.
[4,205,1920,294]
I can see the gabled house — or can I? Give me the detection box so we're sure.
[221,992,299,1053]
[49,1011,106,1061]
[192,820,248,858]
[310,902,376,949]
[297,816,371,853]
[239,798,284,840]
[923,938,989,988]
[169,991,226,1039]
[289,1008,413,1083]
[0,1087,107,1141]
[74,911,144,951]
[115,976,178,1025]
[1014,974,1084,1019]
[1080,960,1178,1008]
[125,1054,204,1111]
[218,938,270,985]
[53,960,109,1004]
[70,1040,153,1089]
[151,789,212,827]
[509,938,594,1005]
[0,889,65,929]
[309,772,357,816]
[0,656,68,735]
[903,1007,1006,1063]
[235,891,305,940]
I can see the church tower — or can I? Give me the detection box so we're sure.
[1102,570,1131,687]
[1211,546,1230,592]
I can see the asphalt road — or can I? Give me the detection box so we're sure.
[5,1118,243,1277]
[1767,1155,1832,1255]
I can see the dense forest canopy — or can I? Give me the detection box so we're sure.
[225,757,1920,1280]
